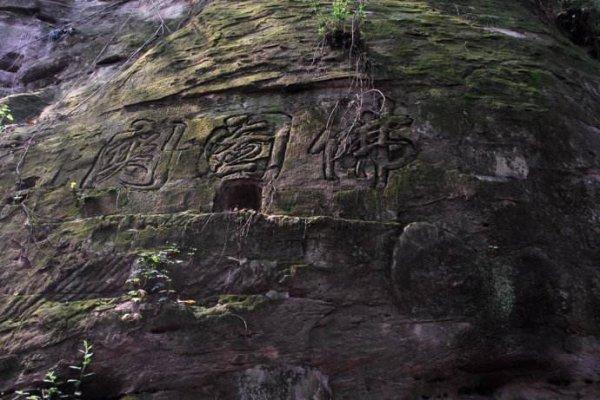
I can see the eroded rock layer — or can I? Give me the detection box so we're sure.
[0,0,599,399]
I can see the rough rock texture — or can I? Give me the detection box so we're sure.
[0,0,599,399]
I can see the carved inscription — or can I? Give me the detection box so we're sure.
[309,94,416,188]
[204,114,291,181]
[83,119,185,189]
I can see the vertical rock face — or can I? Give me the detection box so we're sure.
[0,0,599,399]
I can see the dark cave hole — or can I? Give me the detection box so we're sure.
[0,51,23,72]
[213,179,262,212]
[556,6,600,59]
[17,176,39,190]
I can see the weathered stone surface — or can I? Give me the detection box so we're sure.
[0,0,39,15]
[238,365,332,400]
[19,57,68,84]
[0,0,599,399]
[0,91,49,122]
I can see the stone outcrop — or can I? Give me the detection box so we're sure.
[0,0,599,399]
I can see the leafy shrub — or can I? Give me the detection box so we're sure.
[307,0,368,50]
[15,341,94,400]
[125,248,179,305]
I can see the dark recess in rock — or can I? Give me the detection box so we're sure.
[0,51,23,72]
[96,54,125,66]
[214,179,263,211]
[0,0,40,16]
[19,57,68,84]
[556,6,600,58]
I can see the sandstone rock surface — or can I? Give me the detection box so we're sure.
[0,0,599,399]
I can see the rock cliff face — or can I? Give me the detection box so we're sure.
[0,0,599,399]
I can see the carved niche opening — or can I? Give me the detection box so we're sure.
[213,179,262,212]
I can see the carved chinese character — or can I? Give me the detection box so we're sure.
[309,94,416,188]
[82,119,185,189]
[204,114,291,181]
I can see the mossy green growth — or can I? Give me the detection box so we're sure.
[0,318,23,334]
[334,188,383,220]
[367,0,599,114]
[191,294,266,318]
[385,161,446,198]
[382,160,476,214]
[33,298,117,329]
[218,294,266,310]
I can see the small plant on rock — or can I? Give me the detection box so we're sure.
[125,248,179,305]
[120,246,200,323]
[308,0,368,50]
[67,340,94,398]
[0,104,14,134]
[15,370,62,400]
[14,340,94,400]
